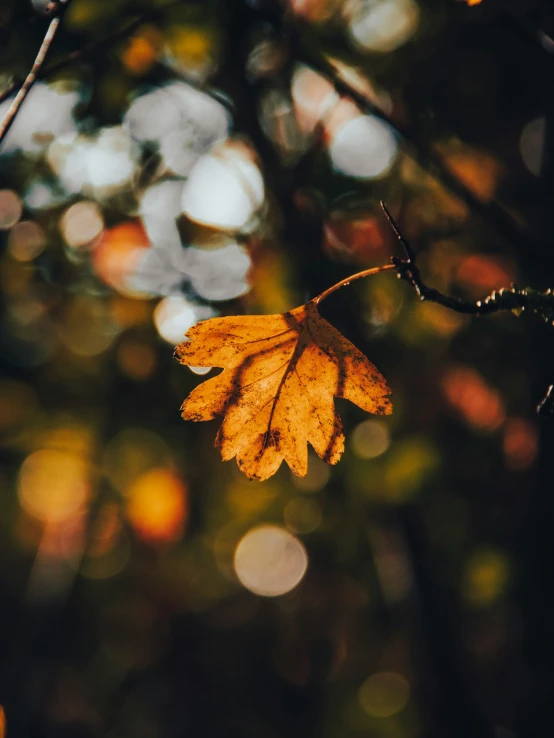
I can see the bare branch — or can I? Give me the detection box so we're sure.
[380,201,554,414]
[380,201,529,315]
[0,0,71,148]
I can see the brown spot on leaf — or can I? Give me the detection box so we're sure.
[175,301,392,480]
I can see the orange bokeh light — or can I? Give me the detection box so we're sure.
[126,468,188,545]
[441,366,505,432]
[93,221,151,297]
[323,213,392,263]
[503,417,538,471]
[456,254,514,296]
[122,26,163,76]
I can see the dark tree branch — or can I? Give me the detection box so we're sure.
[381,201,529,316]
[380,201,554,414]
[0,0,72,147]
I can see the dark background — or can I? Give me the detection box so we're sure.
[1,0,554,736]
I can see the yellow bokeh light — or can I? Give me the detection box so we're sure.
[358,671,410,718]
[126,468,187,545]
[234,525,308,597]
[463,548,510,607]
[18,449,89,523]
[166,26,213,63]
[59,297,120,357]
[384,437,439,502]
[38,422,95,460]
[351,419,390,459]
[417,301,467,338]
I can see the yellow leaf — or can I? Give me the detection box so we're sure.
[175,300,392,481]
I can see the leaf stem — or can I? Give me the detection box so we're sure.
[313,263,397,305]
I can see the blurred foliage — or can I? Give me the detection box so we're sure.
[1,0,554,736]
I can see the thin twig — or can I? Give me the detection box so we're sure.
[379,201,554,415]
[0,0,71,147]
[380,201,529,316]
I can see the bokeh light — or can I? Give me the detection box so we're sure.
[503,418,538,472]
[48,127,136,198]
[163,25,217,82]
[291,65,339,135]
[441,365,506,432]
[181,140,265,230]
[189,365,212,376]
[154,295,215,344]
[351,419,391,459]
[0,81,79,155]
[184,238,251,301]
[60,200,104,248]
[0,189,23,229]
[59,297,120,357]
[93,221,151,297]
[463,548,510,607]
[358,671,410,718]
[121,25,163,76]
[126,468,188,545]
[520,117,545,176]
[347,0,420,54]
[234,525,308,597]
[329,115,398,178]
[7,221,47,262]
[455,254,514,296]
[139,179,184,251]
[18,449,89,523]
[384,436,439,501]
[124,81,230,176]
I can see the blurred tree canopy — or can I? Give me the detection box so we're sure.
[1,0,554,736]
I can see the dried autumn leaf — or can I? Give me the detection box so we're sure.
[175,300,392,481]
